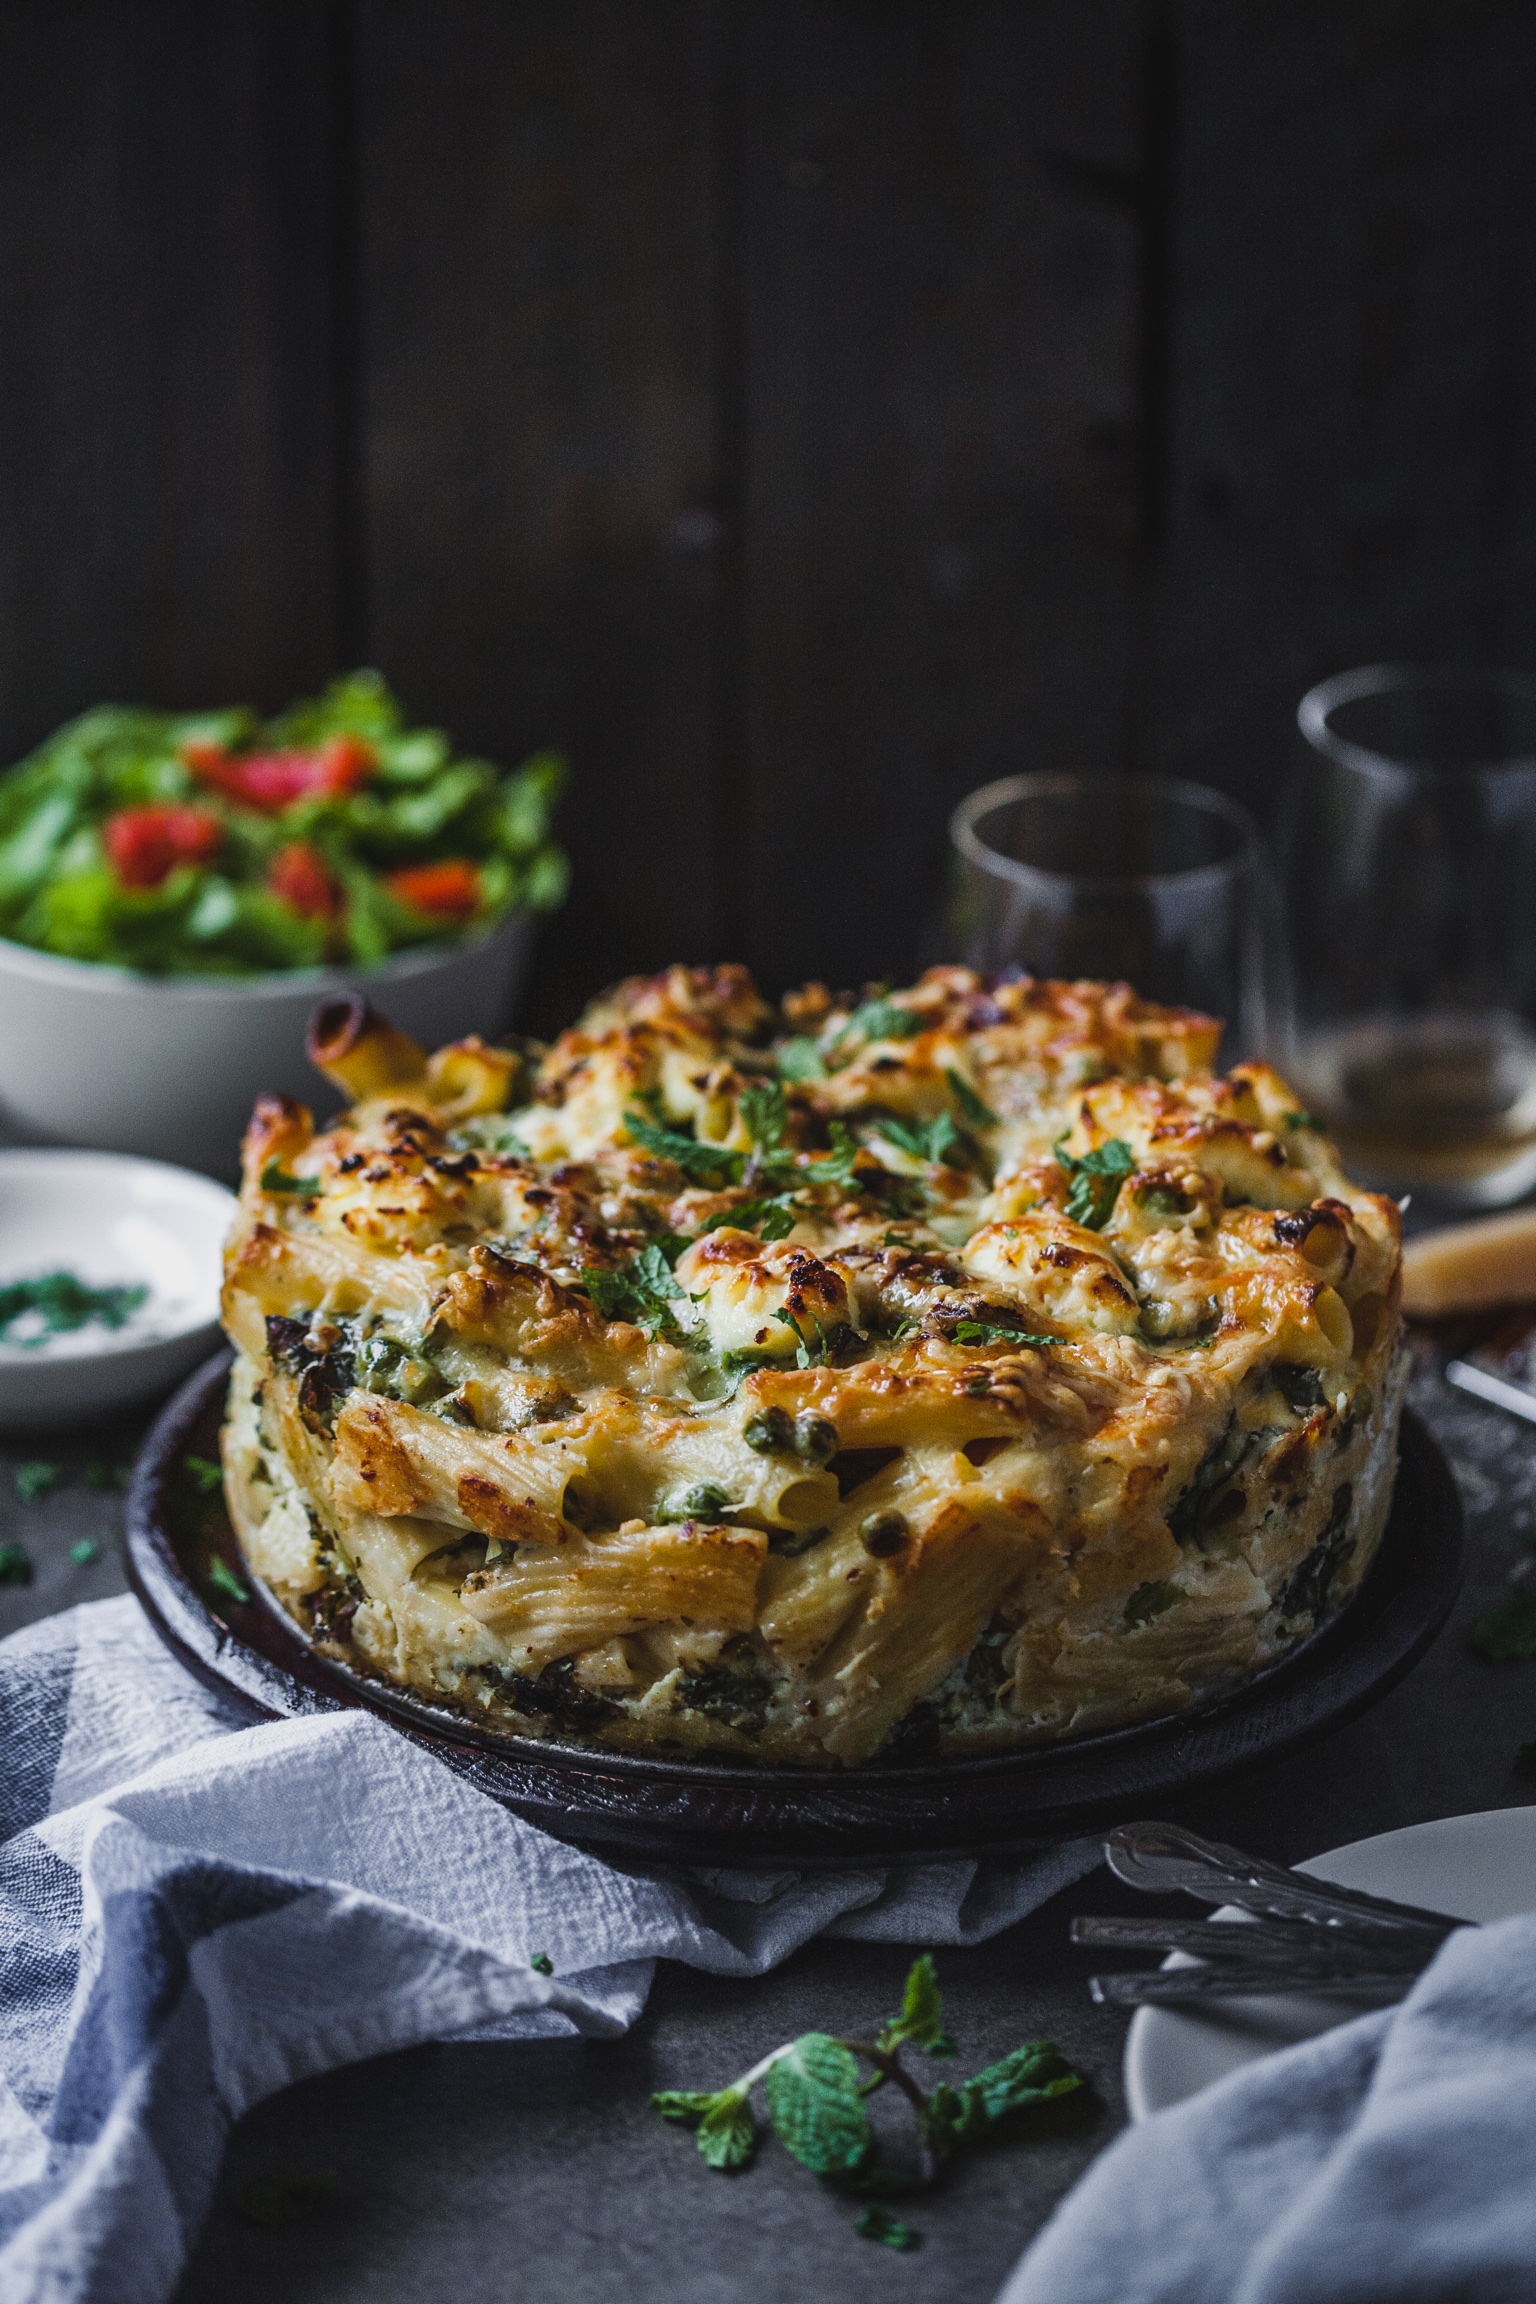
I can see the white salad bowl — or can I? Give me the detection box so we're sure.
[0,1150,236,1431]
[0,907,535,1178]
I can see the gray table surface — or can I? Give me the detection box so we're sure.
[4,1336,1534,2304]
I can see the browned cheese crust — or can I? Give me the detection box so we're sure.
[218,964,1406,1766]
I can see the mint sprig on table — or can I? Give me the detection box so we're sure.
[651,1954,1084,2245]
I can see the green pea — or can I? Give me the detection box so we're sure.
[860,1510,909,1558]
[680,1482,733,1519]
[793,1413,839,1468]
[743,1406,795,1456]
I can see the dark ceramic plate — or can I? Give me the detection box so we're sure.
[126,1352,1464,1868]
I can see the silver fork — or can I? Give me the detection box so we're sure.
[1073,1821,1465,2010]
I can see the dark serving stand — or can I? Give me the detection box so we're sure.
[126,1351,1464,1869]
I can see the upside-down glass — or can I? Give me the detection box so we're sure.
[941,774,1278,1065]
[1280,665,1536,1206]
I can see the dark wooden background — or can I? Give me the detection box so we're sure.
[2,0,1535,1030]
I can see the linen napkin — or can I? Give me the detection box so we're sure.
[999,1908,1536,2304]
[0,1597,1097,2304]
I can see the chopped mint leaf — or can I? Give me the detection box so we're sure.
[260,1161,321,1198]
[697,1190,805,1243]
[583,1243,690,1338]
[69,1539,100,1567]
[185,1455,223,1494]
[15,1462,59,1502]
[878,1111,960,1169]
[233,2169,338,2228]
[1284,1111,1317,1131]
[739,1079,789,1157]
[1125,1579,1180,1626]
[652,2085,758,2171]
[840,999,924,1045]
[777,1036,827,1083]
[1054,1135,1136,1229]
[447,1113,531,1157]
[878,1955,956,2059]
[0,1543,31,1587]
[207,1555,251,1606]
[924,2041,1084,2156]
[948,1319,1055,1350]
[859,2205,917,2249]
[945,1067,997,1129]
[650,1959,1086,2226]
[764,2034,871,2178]
[624,1107,745,1187]
[812,1120,864,1191]
[1470,1589,1536,1662]
[773,1306,837,1368]
[530,1951,554,1976]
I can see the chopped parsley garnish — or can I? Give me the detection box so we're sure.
[69,1539,100,1567]
[259,1161,321,1198]
[877,1111,960,1169]
[582,1243,691,1338]
[776,1036,827,1083]
[1284,1111,1317,1132]
[1053,1135,1136,1229]
[945,1067,997,1130]
[0,1271,148,1347]
[0,1543,31,1587]
[651,1953,1083,2247]
[206,1555,251,1606]
[15,1461,59,1502]
[530,1951,554,1976]
[185,1455,223,1493]
[1469,1588,1536,1662]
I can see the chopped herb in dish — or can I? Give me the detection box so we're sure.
[0,670,568,975]
[15,1462,59,1502]
[206,1555,251,1606]
[0,1272,148,1347]
[0,1543,31,1585]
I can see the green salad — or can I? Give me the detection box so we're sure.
[0,670,568,975]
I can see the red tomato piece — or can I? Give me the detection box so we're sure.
[268,841,341,920]
[384,859,481,919]
[104,806,223,891]
[183,732,374,815]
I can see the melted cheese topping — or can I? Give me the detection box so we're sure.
[220,963,1406,1765]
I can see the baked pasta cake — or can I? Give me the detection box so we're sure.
[219,965,1406,1767]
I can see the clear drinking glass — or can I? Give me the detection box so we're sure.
[941,774,1278,1064]
[1280,664,1536,1207]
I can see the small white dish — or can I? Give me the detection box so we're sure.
[1125,1806,1536,2120]
[0,1149,235,1430]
